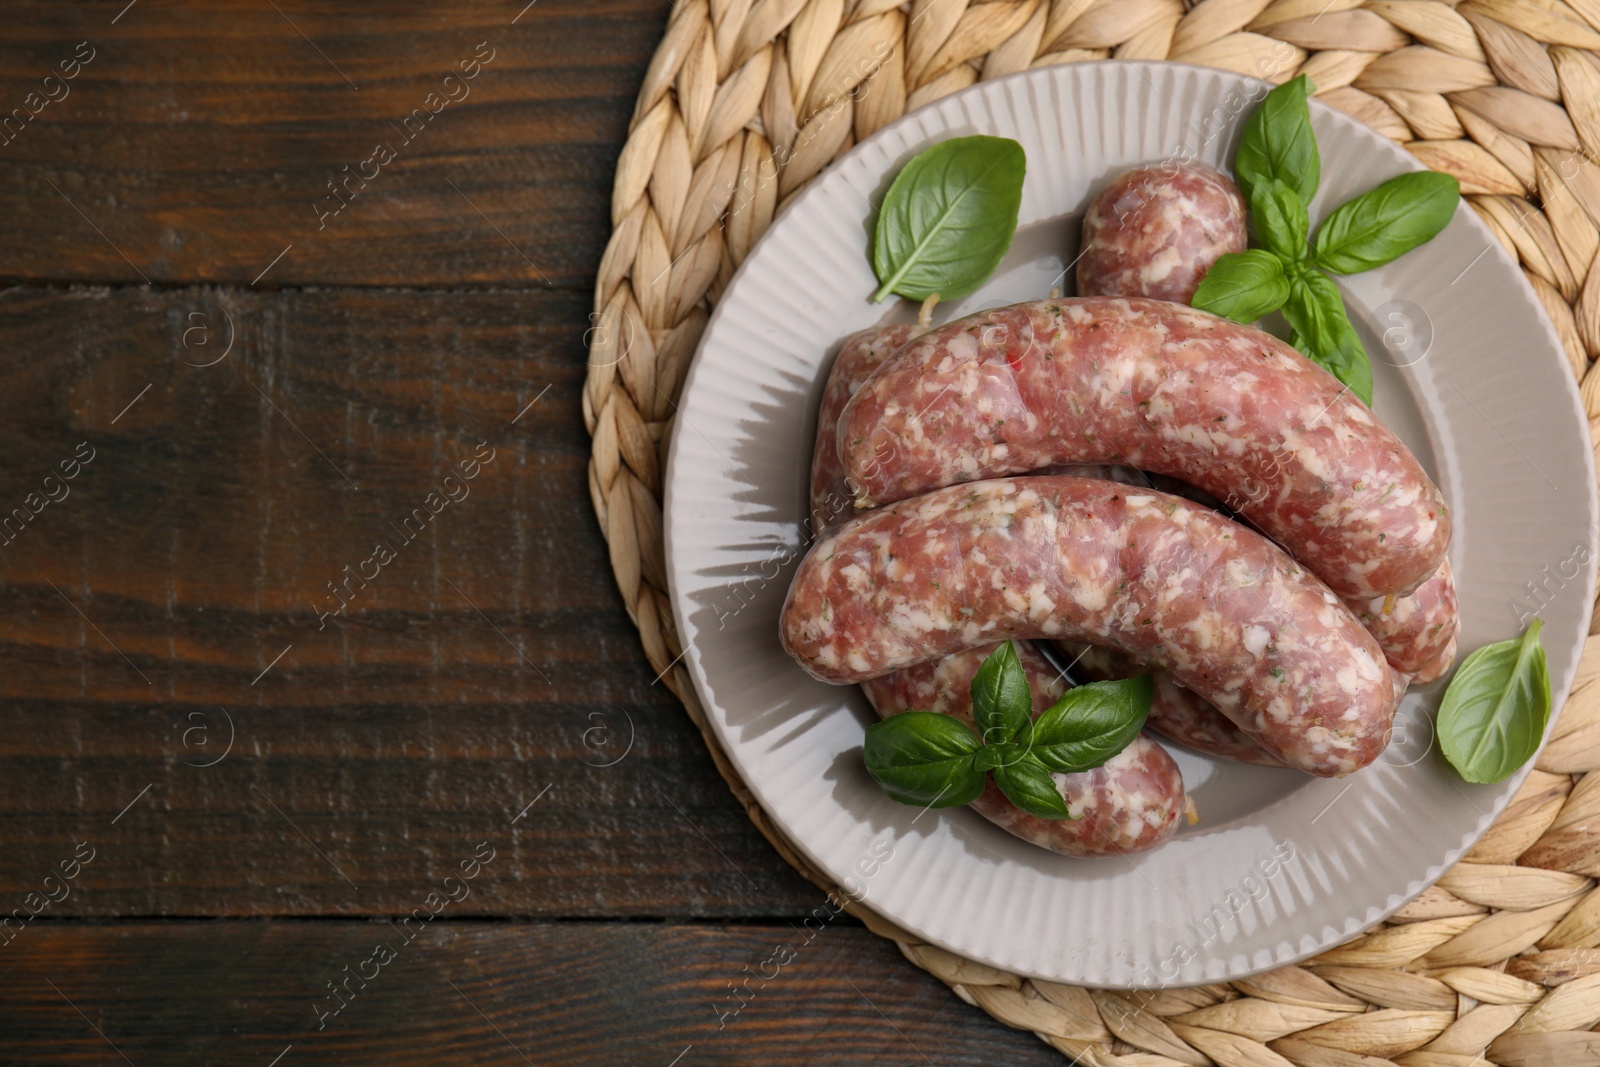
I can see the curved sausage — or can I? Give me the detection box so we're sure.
[1078,162,1247,305]
[781,475,1401,777]
[838,297,1450,599]
[862,643,1187,855]
[1057,561,1455,763]
[938,461,1447,762]
[1060,642,1283,767]
[810,323,923,534]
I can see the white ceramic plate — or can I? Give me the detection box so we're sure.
[662,61,1599,988]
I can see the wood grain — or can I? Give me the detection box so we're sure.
[0,284,815,917]
[0,921,1063,1065]
[0,0,668,288]
[0,1,1061,1059]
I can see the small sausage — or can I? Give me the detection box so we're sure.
[862,643,1187,855]
[782,475,1401,777]
[1078,162,1247,305]
[1059,642,1283,767]
[838,298,1450,600]
[809,323,923,535]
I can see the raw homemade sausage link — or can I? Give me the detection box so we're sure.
[862,643,1187,855]
[838,297,1449,599]
[858,432,1446,763]
[1055,467,1460,676]
[781,475,1401,777]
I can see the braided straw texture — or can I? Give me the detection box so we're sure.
[585,1,1600,1062]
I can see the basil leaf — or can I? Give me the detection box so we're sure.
[1029,675,1152,774]
[1250,178,1309,262]
[970,640,1032,747]
[1191,250,1291,324]
[993,756,1071,821]
[1282,271,1373,404]
[1312,171,1460,275]
[1236,74,1319,206]
[871,135,1026,303]
[1439,618,1552,784]
[863,713,987,808]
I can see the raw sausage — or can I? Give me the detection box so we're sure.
[971,457,1447,758]
[810,323,923,534]
[1058,558,1456,762]
[862,643,1187,855]
[1063,467,1457,675]
[781,475,1401,777]
[838,297,1450,599]
[1078,163,1247,305]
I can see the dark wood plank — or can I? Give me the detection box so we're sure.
[0,921,1062,1065]
[0,0,668,287]
[0,284,815,916]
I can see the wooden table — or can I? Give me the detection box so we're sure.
[0,3,1063,1062]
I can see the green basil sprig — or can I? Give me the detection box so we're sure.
[862,641,1151,820]
[1439,618,1552,784]
[1192,74,1460,406]
[871,135,1027,304]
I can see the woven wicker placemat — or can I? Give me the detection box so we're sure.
[585,2,1600,1062]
